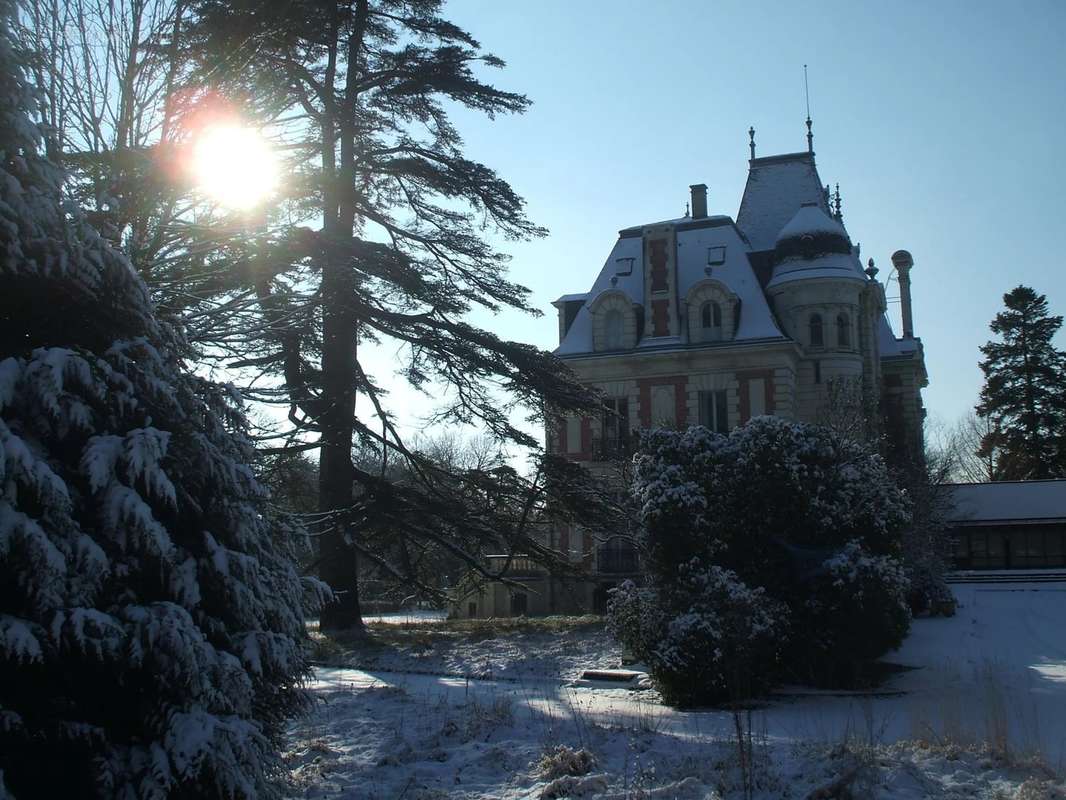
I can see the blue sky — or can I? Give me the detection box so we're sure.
[423,0,1066,435]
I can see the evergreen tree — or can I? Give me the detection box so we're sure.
[977,286,1066,479]
[178,0,598,629]
[0,6,320,796]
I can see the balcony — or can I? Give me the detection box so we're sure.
[484,554,545,578]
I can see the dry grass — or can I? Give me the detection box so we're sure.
[309,614,604,664]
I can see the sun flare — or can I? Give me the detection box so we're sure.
[192,125,278,211]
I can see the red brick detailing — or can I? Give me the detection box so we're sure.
[651,299,670,336]
[737,369,775,423]
[637,376,688,428]
[649,238,668,292]
[675,378,689,427]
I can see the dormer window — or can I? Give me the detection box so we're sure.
[701,301,723,341]
[836,313,851,348]
[809,313,824,347]
[686,280,736,345]
[604,309,625,350]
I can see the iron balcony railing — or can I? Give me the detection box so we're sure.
[484,554,545,577]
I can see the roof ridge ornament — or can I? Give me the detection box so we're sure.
[804,64,813,154]
[833,183,843,223]
[749,126,756,160]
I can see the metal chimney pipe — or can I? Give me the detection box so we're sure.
[891,250,915,339]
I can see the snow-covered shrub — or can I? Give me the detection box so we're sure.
[605,580,665,666]
[792,541,911,686]
[634,417,911,588]
[0,9,320,798]
[608,566,788,706]
[620,417,912,698]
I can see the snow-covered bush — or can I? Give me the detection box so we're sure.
[793,541,911,686]
[618,417,912,699]
[608,565,788,706]
[0,9,321,798]
[605,580,666,667]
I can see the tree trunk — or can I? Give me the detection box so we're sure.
[317,0,370,632]
[317,248,363,631]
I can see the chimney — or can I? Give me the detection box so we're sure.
[891,249,915,338]
[689,184,707,219]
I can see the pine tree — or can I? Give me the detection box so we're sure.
[977,286,1066,479]
[178,0,599,629]
[0,6,321,796]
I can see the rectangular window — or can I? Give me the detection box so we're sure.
[749,378,766,417]
[566,416,582,454]
[602,397,629,455]
[1047,530,1064,567]
[650,384,676,428]
[699,390,729,433]
[814,360,822,384]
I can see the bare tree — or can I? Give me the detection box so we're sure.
[938,412,999,483]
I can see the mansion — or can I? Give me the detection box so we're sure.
[459,133,929,619]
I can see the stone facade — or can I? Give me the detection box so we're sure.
[453,144,928,619]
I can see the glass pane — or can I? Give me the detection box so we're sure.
[715,390,729,433]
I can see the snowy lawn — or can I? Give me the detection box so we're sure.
[286,586,1066,798]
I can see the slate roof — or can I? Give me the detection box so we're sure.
[945,480,1066,525]
[555,220,785,356]
[736,152,830,252]
[553,147,917,362]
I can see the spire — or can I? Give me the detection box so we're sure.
[832,183,843,223]
[749,126,756,160]
[804,64,813,153]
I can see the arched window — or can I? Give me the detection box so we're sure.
[700,301,723,341]
[836,313,851,348]
[604,309,625,350]
[809,313,824,347]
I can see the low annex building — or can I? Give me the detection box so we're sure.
[948,480,1066,573]
[457,130,928,619]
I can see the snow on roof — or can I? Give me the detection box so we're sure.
[877,315,920,357]
[555,236,643,356]
[619,214,733,237]
[774,203,848,245]
[766,252,867,289]
[945,480,1066,524]
[555,219,785,356]
[552,293,589,305]
[736,153,831,252]
[675,224,783,341]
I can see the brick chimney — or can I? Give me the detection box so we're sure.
[689,184,707,219]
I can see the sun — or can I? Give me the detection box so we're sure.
[192,124,279,211]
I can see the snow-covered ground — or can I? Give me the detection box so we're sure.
[285,585,1066,798]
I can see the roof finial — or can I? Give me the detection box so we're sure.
[684,201,690,218]
[749,126,756,160]
[833,183,843,222]
[804,64,813,154]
